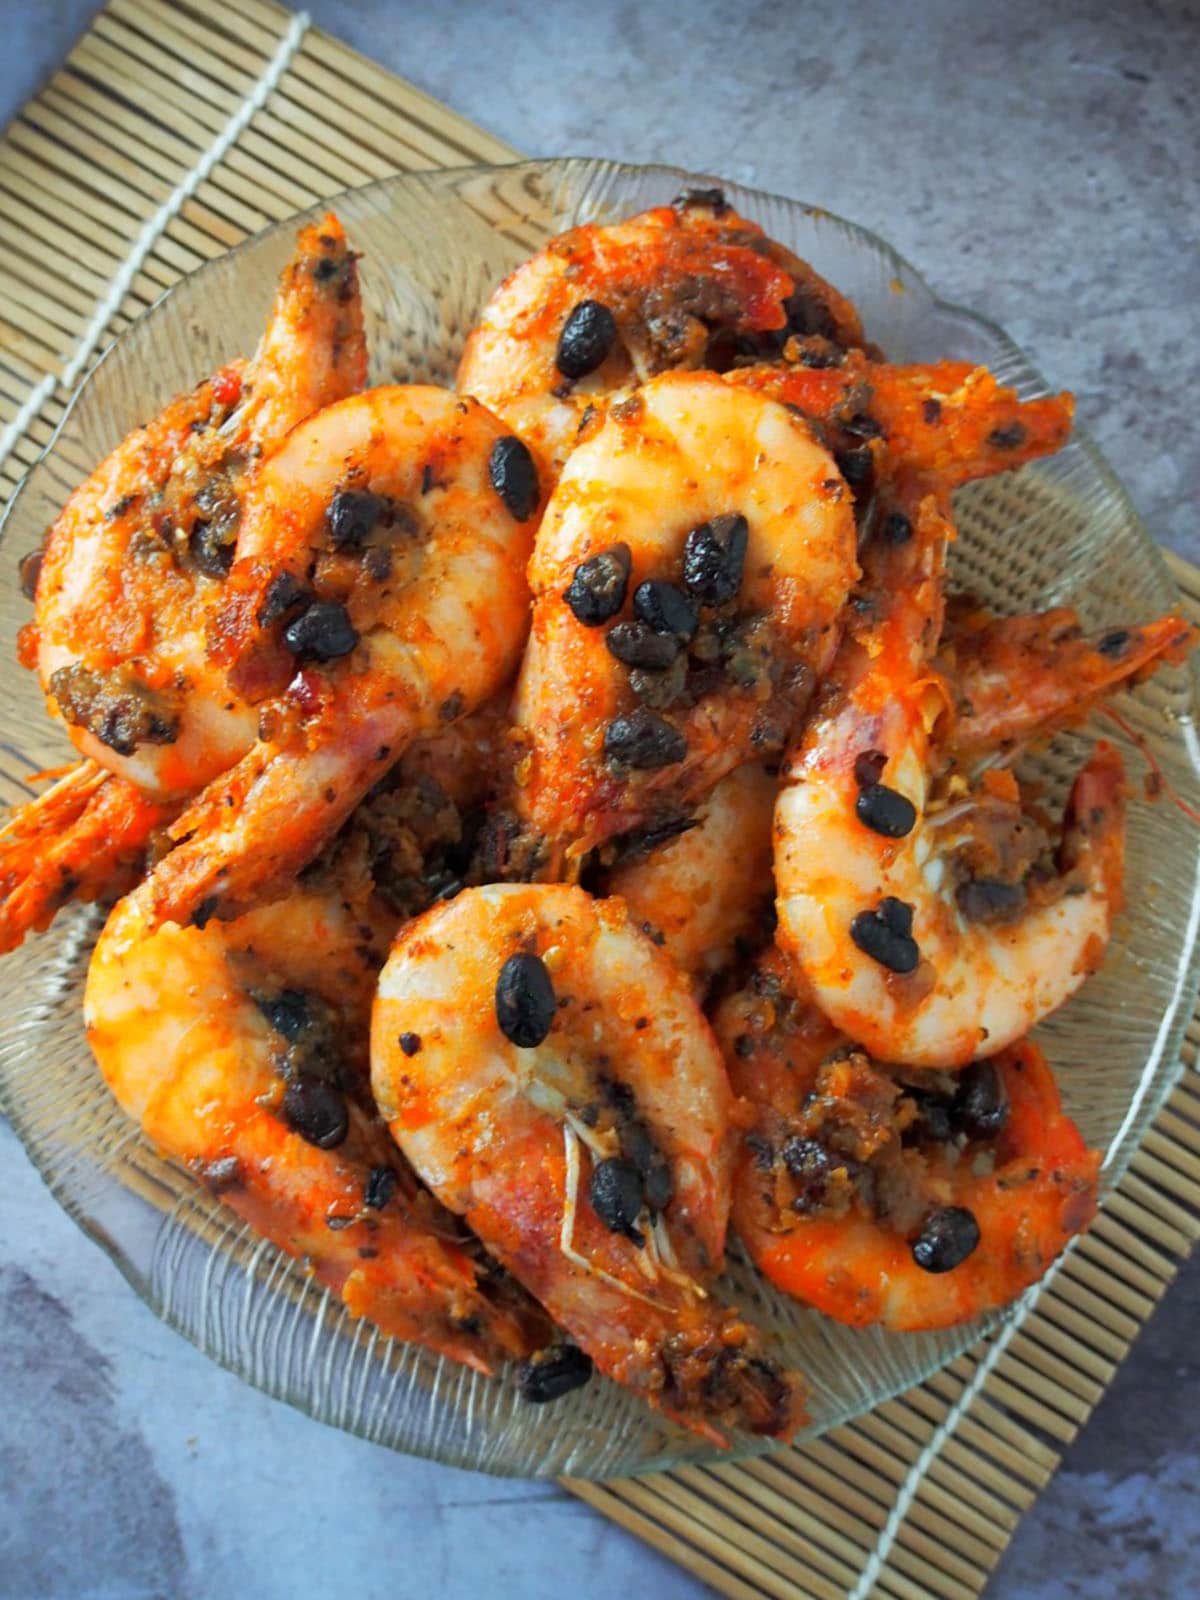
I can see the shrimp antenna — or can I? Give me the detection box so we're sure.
[1095,705,1200,825]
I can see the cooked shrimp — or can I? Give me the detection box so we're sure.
[775,491,1131,1067]
[513,371,857,863]
[595,591,1189,996]
[599,762,777,990]
[30,215,366,800]
[459,189,865,486]
[137,386,536,930]
[372,883,804,1443]
[714,951,1098,1330]
[729,353,1074,502]
[86,869,548,1372]
[939,600,1196,758]
[0,218,366,952]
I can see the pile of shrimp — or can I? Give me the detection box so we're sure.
[4,192,1194,1448]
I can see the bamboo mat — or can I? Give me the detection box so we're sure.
[1,4,1197,1597]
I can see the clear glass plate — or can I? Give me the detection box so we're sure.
[1,158,1197,1481]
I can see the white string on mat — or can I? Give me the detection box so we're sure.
[846,1277,1045,1600]
[0,9,312,474]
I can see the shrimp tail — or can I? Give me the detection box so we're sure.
[237,213,368,456]
[945,608,1196,756]
[0,761,172,951]
[731,358,1073,493]
[212,1141,511,1375]
[868,362,1074,492]
[338,1230,550,1373]
[347,1207,554,1367]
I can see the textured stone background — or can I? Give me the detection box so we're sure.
[2,3,1198,1597]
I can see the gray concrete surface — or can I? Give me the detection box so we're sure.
[1,2,1198,1597]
